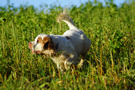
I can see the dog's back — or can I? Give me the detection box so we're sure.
[57,10,91,57]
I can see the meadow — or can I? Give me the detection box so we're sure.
[0,1,135,89]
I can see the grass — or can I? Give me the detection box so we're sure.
[0,1,135,89]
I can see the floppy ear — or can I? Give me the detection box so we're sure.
[43,37,54,49]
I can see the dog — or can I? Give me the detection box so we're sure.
[29,10,91,72]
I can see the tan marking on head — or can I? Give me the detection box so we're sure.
[37,37,44,47]
[35,36,55,56]
[43,37,54,50]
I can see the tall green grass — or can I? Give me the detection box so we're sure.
[0,1,135,89]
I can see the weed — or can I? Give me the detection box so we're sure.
[0,1,135,89]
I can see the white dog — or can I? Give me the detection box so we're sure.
[29,11,91,72]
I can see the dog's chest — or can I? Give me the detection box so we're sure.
[51,54,68,65]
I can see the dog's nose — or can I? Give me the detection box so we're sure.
[28,42,33,50]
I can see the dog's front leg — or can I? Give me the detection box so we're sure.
[56,63,65,73]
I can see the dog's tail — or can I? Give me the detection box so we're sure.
[57,10,78,30]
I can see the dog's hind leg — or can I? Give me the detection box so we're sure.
[77,55,86,69]
[64,52,80,70]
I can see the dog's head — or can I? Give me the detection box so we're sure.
[29,34,55,56]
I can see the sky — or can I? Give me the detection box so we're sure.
[0,0,126,9]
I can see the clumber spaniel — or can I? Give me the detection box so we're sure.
[29,11,91,72]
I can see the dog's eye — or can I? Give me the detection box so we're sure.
[37,40,39,43]
[44,41,49,49]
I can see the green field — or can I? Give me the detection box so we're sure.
[0,1,135,89]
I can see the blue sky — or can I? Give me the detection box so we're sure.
[0,0,126,8]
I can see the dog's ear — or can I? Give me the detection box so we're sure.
[43,37,54,50]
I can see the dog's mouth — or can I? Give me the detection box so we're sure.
[31,49,42,55]
[34,50,41,54]
[29,42,41,54]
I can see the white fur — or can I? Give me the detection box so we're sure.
[34,43,42,51]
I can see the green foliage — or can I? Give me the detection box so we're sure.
[0,1,135,89]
